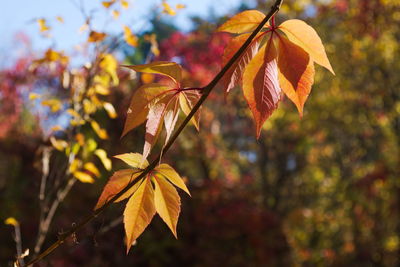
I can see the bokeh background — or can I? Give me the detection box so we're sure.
[1,0,400,266]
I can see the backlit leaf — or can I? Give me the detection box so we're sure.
[179,91,201,130]
[84,162,101,178]
[124,177,155,252]
[5,217,19,226]
[277,35,315,116]
[91,120,109,140]
[123,61,182,85]
[123,26,138,47]
[243,37,281,138]
[114,153,149,169]
[221,33,260,94]
[88,31,107,43]
[154,164,190,196]
[153,175,180,238]
[50,136,68,151]
[122,83,169,137]
[217,10,266,34]
[164,97,180,145]
[37,18,50,32]
[162,1,176,16]
[279,19,334,74]
[103,102,117,118]
[95,169,142,209]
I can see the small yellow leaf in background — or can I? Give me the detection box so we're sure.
[144,34,160,56]
[69,159,82,173]
[50,125,63,132]
[123,26,138,47]
[91,120,109,140]
[29,93,41,100]
[102,0,115,8]
[74,171,95,183]
[67,108,81,118]
[88,31,107,43]
[37,18,50,32]
[75,133,85,146]
[41,99,62,112]
[50,136,68,151]
[84,162,101,178]
[99,54,119,85]
[121,0,129,9]
[162,1,176,16]
[95,149,112,171]
[103,102,117,118]
[78,23,89,33]
[56,16,64,23]
[5,217,19,226]
[83,99,97,114]
[176,4,186,9]
[112,10,120,20]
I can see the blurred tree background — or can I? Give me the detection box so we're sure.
[1,0,399,266]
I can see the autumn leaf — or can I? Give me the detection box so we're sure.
[88,31,107,43]
[37,18,50,32]
[114,153,149,169]
[217,10,266,34]
[277,34,315,116]
[154,164,190,196]
[123,26,138,47]
[243,37,281,138]
[95,169,142,209]
[278,19,335,74]
[153,175,181,237]
[122,62,201,161]
[74,171,95,183]
[124,177,155,252]
[219,11,334,136]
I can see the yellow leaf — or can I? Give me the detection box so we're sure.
[37,18,50,32]
[83,99,97,114]
[75,133,85,146]
[69,159,81,173]
[279,19,334,74]
[153,175,180,238]
[102,0,115,8]
[5,217,19,226]
[114,153,149,169]
[41,99,62,112]
[122,83,169,137]
[74,171,95,183]
[123,26,138,47]
[217,10,267,34]
[176,4,186,9]
[84,162,101,177]
[144,34,160,56]
[103,102,117,119]
[162,1,176,16]
[95,149,112,170]
[50,125,63,132]
[124,178,155,252]
[91,120,109,140]
[67,108,81,118]
[122,61,182,85]
[56,16,64,23]
[95,169,142,209]
[112,10,120,20]
[29,93,41,100]
[50,136,68,151]
[99,54,119,85]
[88,31,107,43]
[154,164,190,196]
[121,0,129,9]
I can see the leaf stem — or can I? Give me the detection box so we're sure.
[24,0,283,265]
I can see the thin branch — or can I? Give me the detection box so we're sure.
[14,223,25,267]
[24,1,283,265]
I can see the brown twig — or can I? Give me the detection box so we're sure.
[24,0,283,265]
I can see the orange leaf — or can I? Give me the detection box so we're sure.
[123,61,182,85]
[243,37,281,138]
[142,94,174,160]
[153,175,181,238]
[279,19,334,74]
[277,34,315,116]
[123,26,138,47]
[221,33,260,94]
[88,31,107,43]
[95,169,142,210]
[154,164,190,196]
[179,90,201,130]
[217,10,267,34]
[122,83,169,137]
[124,177,155,252]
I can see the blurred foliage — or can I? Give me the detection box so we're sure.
[1,0,400,266]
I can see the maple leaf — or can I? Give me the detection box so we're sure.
[218,11,334,137]
[122,61,201,161]
[95,153,190,251]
